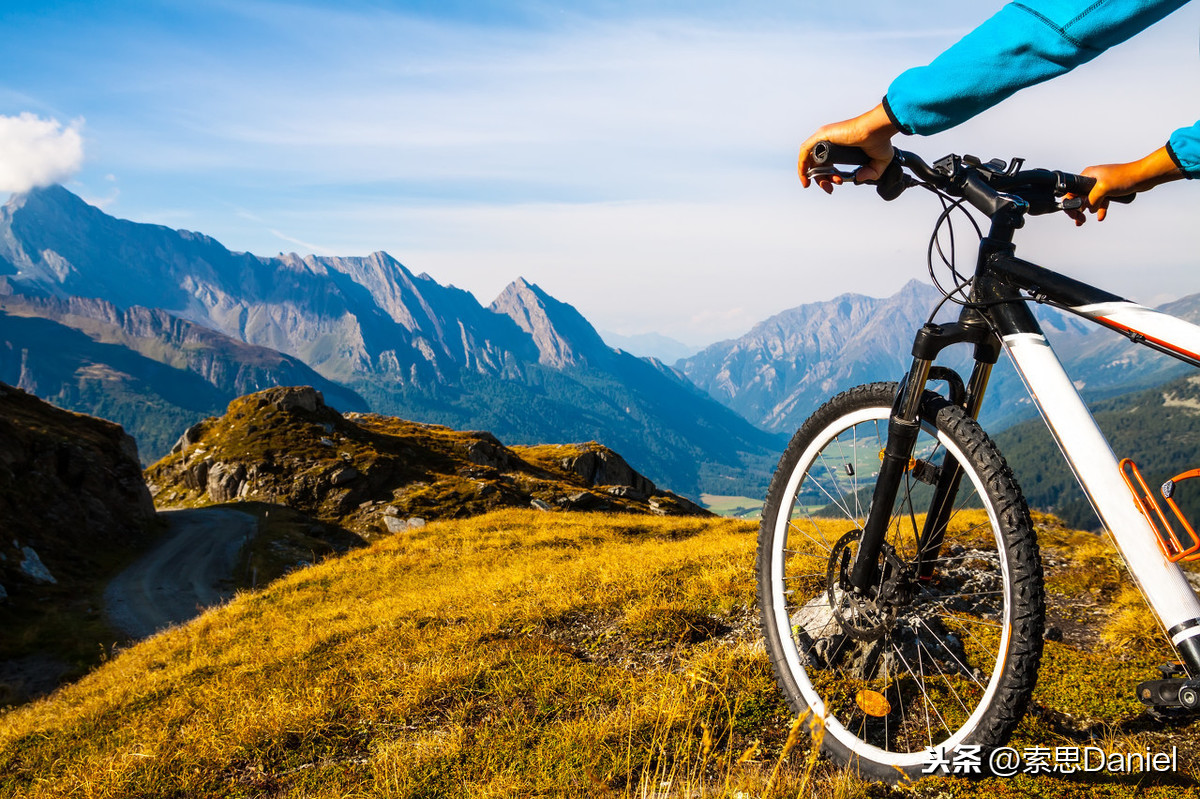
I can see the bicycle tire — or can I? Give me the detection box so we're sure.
[757,382,1044,782]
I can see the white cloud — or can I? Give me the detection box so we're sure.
[0,113,84,193]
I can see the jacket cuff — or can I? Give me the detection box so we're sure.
[881,95,912,135]
[1166,140,1193,179]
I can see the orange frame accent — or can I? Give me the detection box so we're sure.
[1119,459,1200,563]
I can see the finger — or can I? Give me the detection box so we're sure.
[1096,204,1107,222]
[796,132,824,188]
[853,166,879,185]
[816,174,843,194]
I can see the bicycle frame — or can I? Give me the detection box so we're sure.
[858,215,1200,674]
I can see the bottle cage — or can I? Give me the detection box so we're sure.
[1120,459,1200,562]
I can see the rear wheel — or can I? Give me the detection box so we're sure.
[756,382,1043,782]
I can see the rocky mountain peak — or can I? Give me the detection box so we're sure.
[489,278,612,368]
[678,279,946,432]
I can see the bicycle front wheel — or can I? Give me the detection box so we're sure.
[757,382,1044,782]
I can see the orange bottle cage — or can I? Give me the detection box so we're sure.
[1119,459,1200,563]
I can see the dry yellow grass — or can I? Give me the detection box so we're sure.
[0,510,822,798]
[2,508,1198,798]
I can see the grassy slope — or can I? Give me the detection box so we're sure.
[993,373,1200,531]
[1,511,1198,798]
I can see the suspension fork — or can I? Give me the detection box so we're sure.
[915,357,995,582]
[847,318,1002,593]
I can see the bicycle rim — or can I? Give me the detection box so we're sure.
[761,389,1031,773]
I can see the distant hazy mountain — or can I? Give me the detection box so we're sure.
[600,330,700,363]
[678,280,951,431]
[678,277,1200,436]
[0,186,780,496]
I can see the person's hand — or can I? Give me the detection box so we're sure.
[1065,146,1183,225]
[798,103,899,193]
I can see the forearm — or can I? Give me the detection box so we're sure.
[886,0,1189,135]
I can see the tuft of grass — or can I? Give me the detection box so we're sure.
[1100,585,1164,652]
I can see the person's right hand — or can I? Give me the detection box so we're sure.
[798,103,899,193]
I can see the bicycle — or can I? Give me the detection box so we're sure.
[756,141,1200,782]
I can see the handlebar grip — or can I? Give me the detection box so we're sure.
[811,141,872,167]
[1058,172,1095,197]
[1058,172,1136,204]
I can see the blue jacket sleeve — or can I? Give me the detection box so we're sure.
[885,1,1190,134]
[1168,124,1200,177]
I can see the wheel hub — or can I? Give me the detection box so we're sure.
[827,530,916,641]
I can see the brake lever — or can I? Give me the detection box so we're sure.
[805,166,859,182]
[805,163,913,202]
[1058,194,1136,212]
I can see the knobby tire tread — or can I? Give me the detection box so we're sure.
[755,382,1045,783]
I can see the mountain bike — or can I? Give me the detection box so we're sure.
[757,142,1200,782]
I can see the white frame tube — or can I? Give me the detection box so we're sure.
[1004,332,1200,642]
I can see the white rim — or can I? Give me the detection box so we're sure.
[768,405,1013,768]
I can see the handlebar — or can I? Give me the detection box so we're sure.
[808,141,1135,219]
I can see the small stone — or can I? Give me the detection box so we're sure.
[530,498,551,511]
[328,466,359,486]
[19,547,57,585]
[407,518,426,529]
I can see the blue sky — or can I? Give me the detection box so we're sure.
[2,1,1199,345]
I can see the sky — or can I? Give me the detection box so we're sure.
[2,0,1199,347]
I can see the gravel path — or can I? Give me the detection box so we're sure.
[104,508,257,640]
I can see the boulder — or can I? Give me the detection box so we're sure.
[170,419,209,455]
[206,461,247,503]
[262,386,326,414]
[326,465,359,486]
[463,434,513,469]
[183,459,211,491]
[561,447,656,495]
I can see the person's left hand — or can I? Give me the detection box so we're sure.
[1065,146,1182,225]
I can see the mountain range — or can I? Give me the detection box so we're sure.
[0,186,779,498]
[678,278,1200,435]
[4,184,1198,504]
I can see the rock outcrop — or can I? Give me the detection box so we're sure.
[0,382,156,599]
[146,387,710,535]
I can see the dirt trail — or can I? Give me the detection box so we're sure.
[104,508,257,639]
